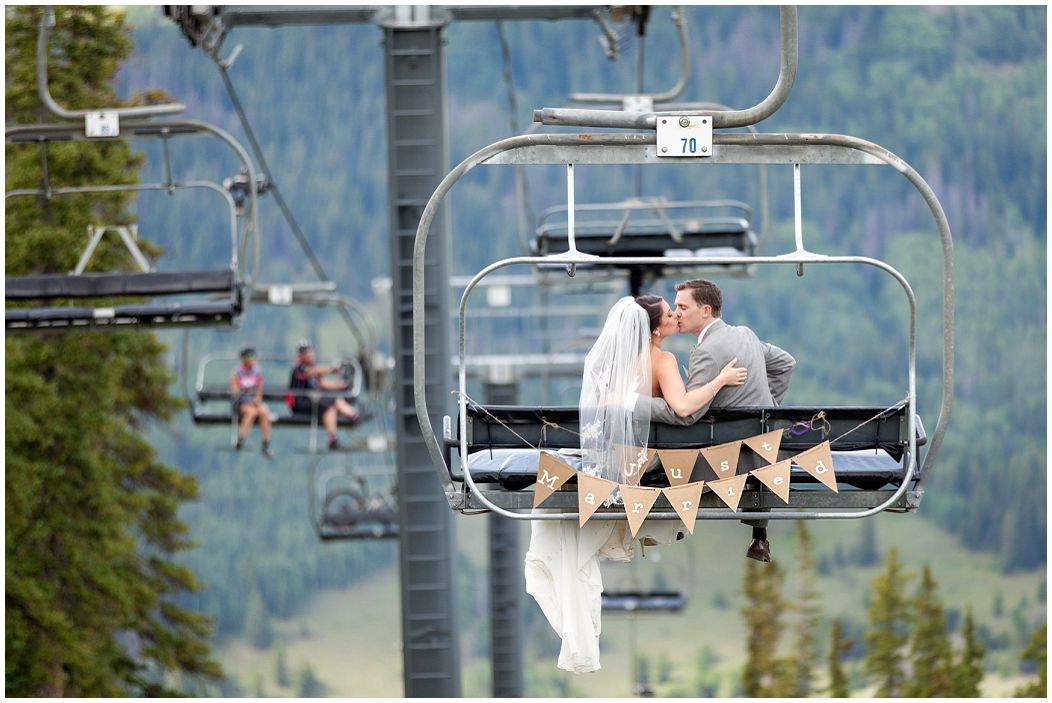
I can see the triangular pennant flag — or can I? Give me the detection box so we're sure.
[795,441,839,493]
[533,451,576,508]
[699,441,742,478]
[707,474,749,512]
[742,429,783,465]
[656,449,699,487]
[619,485,663,537]
[751,459,792,504]
[662,482,705,535]
[577,473,618,526]
[615,444,651,486]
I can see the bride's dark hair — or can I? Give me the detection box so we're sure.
[634,295,664,333]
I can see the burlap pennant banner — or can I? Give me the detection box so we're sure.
[700,441,742,478]
[795,441,839,493]
[656,449,699,487]
[662,482,705,535]
[743,429,783,465]
[707,474,749,512]
[751,459,792,504]
[533,451,576,508]
[615,444,652,486]
[619,485,663,537]
[577,473,619,526]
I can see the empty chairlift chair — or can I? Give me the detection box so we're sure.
[308,452,399,540]
[5,121,260,332]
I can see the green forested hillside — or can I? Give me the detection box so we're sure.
[82,4,1048,694]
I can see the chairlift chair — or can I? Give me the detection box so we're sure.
[413,5,952,526]
[5,172,250,331]
[307,452,399,541]
[183,284,394,455]
[5,9,259,332]
[413,138,952,527]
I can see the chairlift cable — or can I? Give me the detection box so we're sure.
[496,20,536,257]
[215,63,368,343]
[214,64,332,289]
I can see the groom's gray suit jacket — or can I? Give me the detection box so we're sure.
[645,318,796,425]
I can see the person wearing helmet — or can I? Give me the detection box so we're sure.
[231,347,273,458]
[288,339,361,450]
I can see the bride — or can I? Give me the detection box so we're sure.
[525,295,746,673]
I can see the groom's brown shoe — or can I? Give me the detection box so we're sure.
[746,538,772,562]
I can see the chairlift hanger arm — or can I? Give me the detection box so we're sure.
[6,180,240,275]
[37,8,185,120]
[569,6,690,105]
[536,5,797,130]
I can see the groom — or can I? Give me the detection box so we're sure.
[645,279,795,562]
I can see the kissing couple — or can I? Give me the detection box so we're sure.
[525,278,794,674]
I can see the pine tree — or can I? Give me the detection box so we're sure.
[826,618,853,697]
[244,588,274,649]
[741,558,788,696]
[297,662,327,697]
[274,639,291,688]
[788,522,821,696]
[1013,624,1046,697]
[904,564,954,696]
[856,520,878,567]
[951,608,985,697]
[5,6,219,696]
[863,547,912,696]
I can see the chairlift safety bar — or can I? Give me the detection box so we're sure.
[6,119,262,292]
[6,181,240,276]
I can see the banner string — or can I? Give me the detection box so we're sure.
[829,396,911,445]
[455,391,540,450]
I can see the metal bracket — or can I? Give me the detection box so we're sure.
[37,8,185,120]
[73,225,152,275]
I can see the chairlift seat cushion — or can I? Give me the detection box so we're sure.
[6,269,236,300]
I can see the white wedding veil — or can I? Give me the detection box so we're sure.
[579,296,653,485]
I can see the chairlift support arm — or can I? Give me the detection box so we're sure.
[536,6,797,130]
[569,6,690,105]
[37,7,185,120]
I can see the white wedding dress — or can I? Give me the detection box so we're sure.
[524,297,681,674]
[525,515,681,673]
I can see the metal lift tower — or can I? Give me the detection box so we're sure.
[166,5,596,696]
